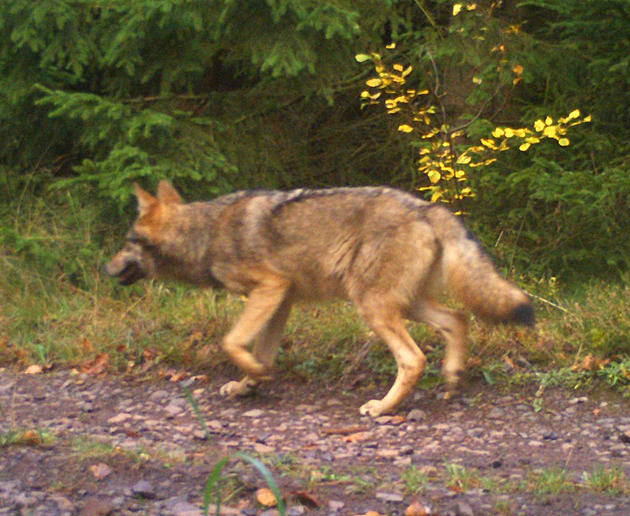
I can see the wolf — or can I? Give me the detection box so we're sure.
[106,181,534,417]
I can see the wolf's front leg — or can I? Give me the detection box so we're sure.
[219,283,292,397]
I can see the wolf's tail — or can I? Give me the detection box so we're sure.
[427,206,534,326]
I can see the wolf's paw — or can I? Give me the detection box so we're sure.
[359,399,391,418]
[219,379,254,398]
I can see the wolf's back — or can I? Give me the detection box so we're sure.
[427,206,534,326]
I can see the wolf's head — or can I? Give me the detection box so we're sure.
[105,181,183,285]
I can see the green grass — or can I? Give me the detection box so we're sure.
[581,465,628,495]
[2,186,630,399]
[0,427,56,448]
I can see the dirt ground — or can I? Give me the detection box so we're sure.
[1,368,629,516]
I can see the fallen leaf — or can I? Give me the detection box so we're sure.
[143,347,159,361]
[80,337,94,353]
[503,355,516,370]
[405,501,429,516]
[288,490,321,508]
[24,364,43,375]
[20,429,43,446]
[81,353,110,375]
[355,511,386,516]
[342,432,371,443]
[255,487,278,507]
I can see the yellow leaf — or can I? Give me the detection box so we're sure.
[455,169,466,178]
[365,78,382,87]
[453,4,462,16]
[568,109,581,120]
[467,3,477,10]
[387,107,402,114]
[519,142,531,151]
[256,488,278,507]
[402,66,413,77]
[398,124,414,133]
[430,190,444,202]
[456,154,471,165]
[492,128,504,138]
[355,54,371,63]
[558,138,570,146]
[534,119,545,132]
[512,64,524,75]
[584,115,592,122]
[543,125,557,138]
[472,76,483,85]
[393,64,404,72]
[427,170,441,183]
[481,138,498,149]
[386,42,396,49]
[545,116,553,125]
[504,128,515,138]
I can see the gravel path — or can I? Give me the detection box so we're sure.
[1,369,629,515]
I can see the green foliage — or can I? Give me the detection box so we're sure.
[1,0,629,277]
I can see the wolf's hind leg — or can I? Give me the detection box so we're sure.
[220,293,292,397]
[356,301,426,417]
[408,301,468,395]
[221,278,291,378]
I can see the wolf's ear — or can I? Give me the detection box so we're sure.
[157,180,183,205]
[134,183,158,215]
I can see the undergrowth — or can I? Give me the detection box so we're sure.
[1,187,629,399]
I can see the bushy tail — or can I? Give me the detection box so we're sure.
[428,206,534,327]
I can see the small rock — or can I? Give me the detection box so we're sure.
[107,413,131,425]
[376,492,404,503]
[170,500,203,516]
[132,480,157,500]
[148,389,170,402]
[89,463,112,480]
[165,404,184,418]
[456,500,475,516]
[253,443,275,454]
[50,494,75,512]
[193,430,208,440]
[328,500,345,512]
[80,497,116,516]
[243,409,264,418]
[406,409,427,422]
[376,449,400,458]
[487,407,505,419]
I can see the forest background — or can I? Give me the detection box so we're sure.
[1,0,629,389]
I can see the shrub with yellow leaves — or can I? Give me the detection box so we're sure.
[356,47,591,213]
